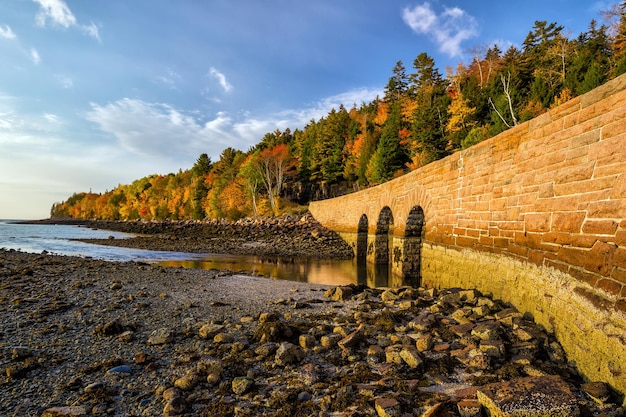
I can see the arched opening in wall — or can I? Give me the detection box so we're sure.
[356,214,368,285]
[357,214,368,261]
[373,207,392,286]
[403,205,424,287]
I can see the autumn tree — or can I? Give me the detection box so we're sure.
[253,143,295,214]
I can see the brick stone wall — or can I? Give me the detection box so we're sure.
[309,74,626,396]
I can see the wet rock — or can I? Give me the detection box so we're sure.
[477,375,579,417]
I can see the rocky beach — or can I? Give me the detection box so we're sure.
[1,218,624,416]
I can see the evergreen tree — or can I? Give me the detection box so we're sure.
[368,101,409,183]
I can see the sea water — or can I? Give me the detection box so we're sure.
[0,219,206,262]
[0,220,375,285]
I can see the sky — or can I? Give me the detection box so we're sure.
[0,0,612,219]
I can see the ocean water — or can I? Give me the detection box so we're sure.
[0,219,207,262]
[0,220,389,286]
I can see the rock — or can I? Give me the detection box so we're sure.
[582,381,611,405]
[147,328,173,345]
[198,323,224,339]
[338,325,365,351]
[118,330,134,342]
[416,334,434,352]
[399,346,423,369]
[477,376,580,417]
[106,364,132,376]
[421,402,451,417]
[162,387,181,401]
[196,356,223,376]
[232,377,253,395]
[163,396,186,416]
[275,342,304,365]
[213,332,233,343]
[299,333,316,349]
[457,399,481,417]
[10,346,33,360]
[385,345,404,365]
[320,333,343,347]
[299,363,319,385]
[325,286,353,301]
[374,397,401,417]
[254,342,278,358]
[97,319,124,336]
[41,406,88,417]
[174,370,202,390]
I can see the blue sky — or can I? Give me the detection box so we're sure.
[0,0,611,219]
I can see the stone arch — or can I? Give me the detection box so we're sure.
[375,206,394,265]
[403,206,424,287]
[356,214,368,261]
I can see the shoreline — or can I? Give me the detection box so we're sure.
[17,216,355,260]
[1,249,622,416]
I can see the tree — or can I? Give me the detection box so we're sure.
[368,101,410,183]
[254,144,295,214]
[409,53,451,164]
[384,60,409,102]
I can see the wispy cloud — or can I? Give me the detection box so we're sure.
[402,2,478,57]
[0,24,17,40]
[208,67,233,93]
[33,0,101,42]
[155,68,182,90]
[85,87,382,160]
[30,48,41,65]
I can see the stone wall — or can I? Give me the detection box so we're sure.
[309,74,626,397]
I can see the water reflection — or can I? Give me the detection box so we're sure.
[158,254,399,288]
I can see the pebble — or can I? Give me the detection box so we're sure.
[1,249,622,417]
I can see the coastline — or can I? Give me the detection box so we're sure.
[17,215,355,260]
[1,249,622,416]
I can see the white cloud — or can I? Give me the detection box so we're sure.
[402,2,478,57]
[85,98,235,159]
[30,48,41,65]
[33,0,101,41]
[85,87,381,161]
[209,67,233,93]
[0,24,17,40]
[34,0,76,28]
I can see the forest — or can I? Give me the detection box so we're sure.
[51,5,626,221]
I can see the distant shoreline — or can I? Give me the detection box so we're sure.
[14,216,355,260]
